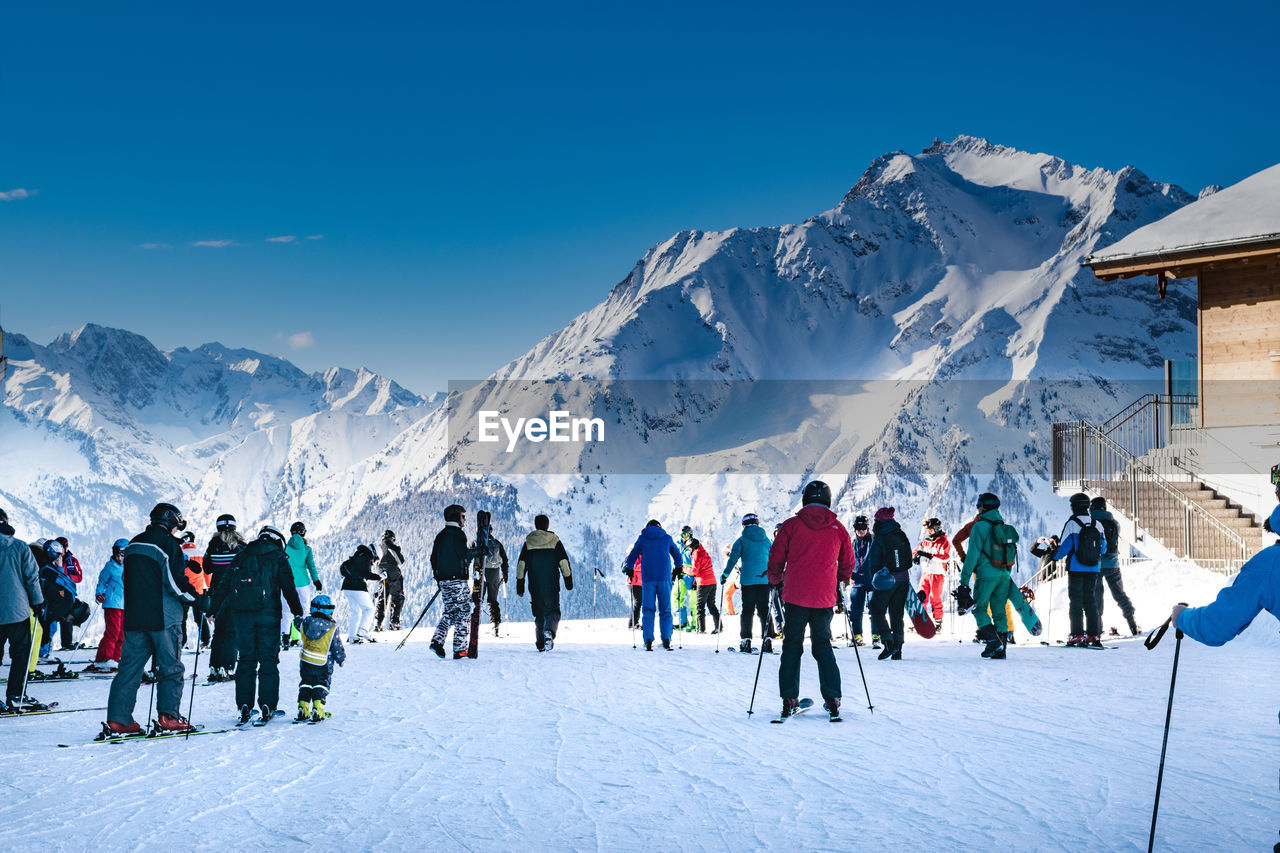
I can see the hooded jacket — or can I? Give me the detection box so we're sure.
[517,529,572,591]
[866,519,913,584]
[1178,505,1280,650]
[340,547,381,592]
[1054,514,1106,573]
[1089,508,1122,570]
[960,509,1011,585]
[692,546,716,586]
[724,524,771,586]
[624,525,683,584]
[766,505,855,609]
[123,522,197,632]
[221,537,304,621]
[286,534,320,587]
[0,529,43,625]
[430,523,471,582]
[95,557,124,610]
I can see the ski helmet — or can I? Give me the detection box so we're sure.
[680,525,692,539]
[853,514,869,530]
[383,529,396,542]
[112,538,129,556]
[56,536,71,550]
[923,517,942,533]
[150,502,186,531]
[181,531,196,544]
[44,539,65,558]
[290,521,307,536]
[1069,492,1091,515]
[0,507,6,525]
[741,513,759,526]
[1089,496,1107,512]
[309,594,335,618]
[976,492,1000,510]
[443,505,464,523]
[801,480,832,507]
[216,514,237,531]
[258,526,286,548]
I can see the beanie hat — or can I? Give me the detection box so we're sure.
[874,507,895,522]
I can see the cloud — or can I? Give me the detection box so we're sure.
[287,331,315,349]
[139,242,171,249]
[192,240,236,248]
[266,235,296,243]
[304,234,324,240]
[0,188,35,201]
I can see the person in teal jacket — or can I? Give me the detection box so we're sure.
[723,513,772,652]
[282,522,321,649]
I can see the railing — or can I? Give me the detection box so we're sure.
[1098,393,1200,479]
[1052,418,1251,574]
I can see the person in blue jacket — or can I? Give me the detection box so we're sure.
[85,539,128,673]
[623,520,683,651]
[1054,492,1107,648]
[722,513,772,653]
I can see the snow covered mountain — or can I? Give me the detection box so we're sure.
[1,136,1201,624]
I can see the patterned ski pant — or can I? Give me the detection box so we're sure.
[431,579,472,653]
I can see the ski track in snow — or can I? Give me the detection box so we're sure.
[0,619,1276,853]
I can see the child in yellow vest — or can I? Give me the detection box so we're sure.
[296,595,345,722]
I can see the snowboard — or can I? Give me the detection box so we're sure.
[770,697,814,724]
[906,590,937,639]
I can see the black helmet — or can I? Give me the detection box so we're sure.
[216,514,237,530]
[802,480,832,507]
[976,492,1000,510]
[444,505,464,523]
[923,517,942,531]
[383,529,396,541]
[1069,492,1091,515]
[680,525,692,537]
[1089,496,1107,512]
[0,507,7,525]
[181,531,196,544]
[853,514,869,530]
[290,521,307,536]
[741,513,759,526]
[258,526,286,548]
[150,503,186,531]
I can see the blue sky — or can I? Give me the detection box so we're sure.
[2,1,1276,395]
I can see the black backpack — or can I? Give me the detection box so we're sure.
[1071,518,1103,568]
[228,549,276,612]
[1099,517,1120,558]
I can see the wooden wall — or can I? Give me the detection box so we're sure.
[1199,255,1280,428]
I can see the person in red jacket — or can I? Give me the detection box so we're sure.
[767,480,855,721]
[624,556,643,629]
[914,518,951,629]
[689,539,721,634]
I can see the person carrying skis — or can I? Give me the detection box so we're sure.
[1089,497,1138,636]
[689,538,721,634]
[1054,492,1107,648]
[723,513,772,653]
[0,507,45,712]
[915,518,951,631]
[296,594,345,723]
[847,515,873,646]
[473,510,509,637]
[283,522,321,650]
[339,544,381,643]
[105,503,200,735]
[867,507,912,661]
[624,520,683,650]
[374,530,406,631]
[219,525,304,724]
[204,514,246,683]
[85,539,128,673]
[429,505,475,659]
[516,514,573,652]
[768,481,855,721]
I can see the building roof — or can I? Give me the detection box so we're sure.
[1087,163,1280,272]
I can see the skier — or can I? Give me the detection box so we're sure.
[1090,497,1138,636]
[623,520,683,651]
[847,515,873,646]
[52,537,84,651]
[0,507,45,712]
[105,503,199,735]
[623,556,643,630]
[429,505,475,659]
[203,514,246,683]
[957,492,1042,660]
[689,538,721,633]
[296,594,345,722]
[472,510,509,637]
[373,530,405,632]
[180,531,208,649]
[84,539,128,673]
[767,481,855,721]
[283,521,322,650]
[516,514,573,652]
[1054,492,1107,648]
[722,513,772,653]
[914,518,951,631]
[867,507,913,661]
[339,544,380,643]
[954,510,1026,644]
[220,525,304,724]
[35,539,77,658]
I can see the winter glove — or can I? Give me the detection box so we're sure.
[1170,603,1188,627]
[671,568,681,582]
[952,584,975,615]
[314,580,322,592]
[516,578,525,597]
[624,568,634,582]
[912,552,922,565]
[293,615,304,632]
[502,570,509,584]
[95,593,106,604]
[564,574,573,591]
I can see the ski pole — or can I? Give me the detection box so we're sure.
[396,586,442,651]
[15,613,37,708]
[186,598,222,737]
[746,626,767,717]
[714,586,725,653]
[1145,612,1185,853]
[851,628,874,713]
[76,601,101,649]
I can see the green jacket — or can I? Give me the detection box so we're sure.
[285,534,319,587]
[960,509,1006,585]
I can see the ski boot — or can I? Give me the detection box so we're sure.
[349,636,364,645]
[104,720,143,736]
[891,632,903,660]
[82,663,117,675]
[871,634,882,650]
[1085,634,1104,649]
[1126,615,1140,636]
[738,638,753,653]
[281,632,291,652]
[989,634,1008,659]
[453,649,469,659]
[1108,626,1120,638]
[311,700,325,723]
[661,639,673,651]
[238,705,253,725]
[824,698,842,722]
[156,712,196,733]
[979,625,1002,658]
[6,695,46,713]
[761,637,773,654]
[877,635,896,661]
[1004,631,1016,645]
[297,701,312,722]
[644,640,653,651]
[430,640,446,658]
[492,623,500,638]
[852,634,864,647]
[779,698,800,720]
[259,703,276,724]
[1065,634,1084,647]
[934,619,943,633]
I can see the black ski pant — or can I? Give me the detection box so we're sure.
[778,603,840,702]
[1,620,32,701]
[629,585,642,629]
[739,584,770,640]
[483,568,503,625]
[1068,571,1102,636]
[696,585,720,631]
[1095,565,1135,624]
[209,605,238,671]
[529,571,562,649]
[57,620,74,650]
[233,613,283,711]
[375,576,405,630]
[297,660,333,705]
[870,580,908,640]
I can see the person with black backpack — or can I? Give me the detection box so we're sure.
[1090,496,1138,636]
[866,507,913,661]
[1053,493,1107,648]
[220,526,304,724]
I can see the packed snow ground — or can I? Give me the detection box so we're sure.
[1,564,1276,852]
